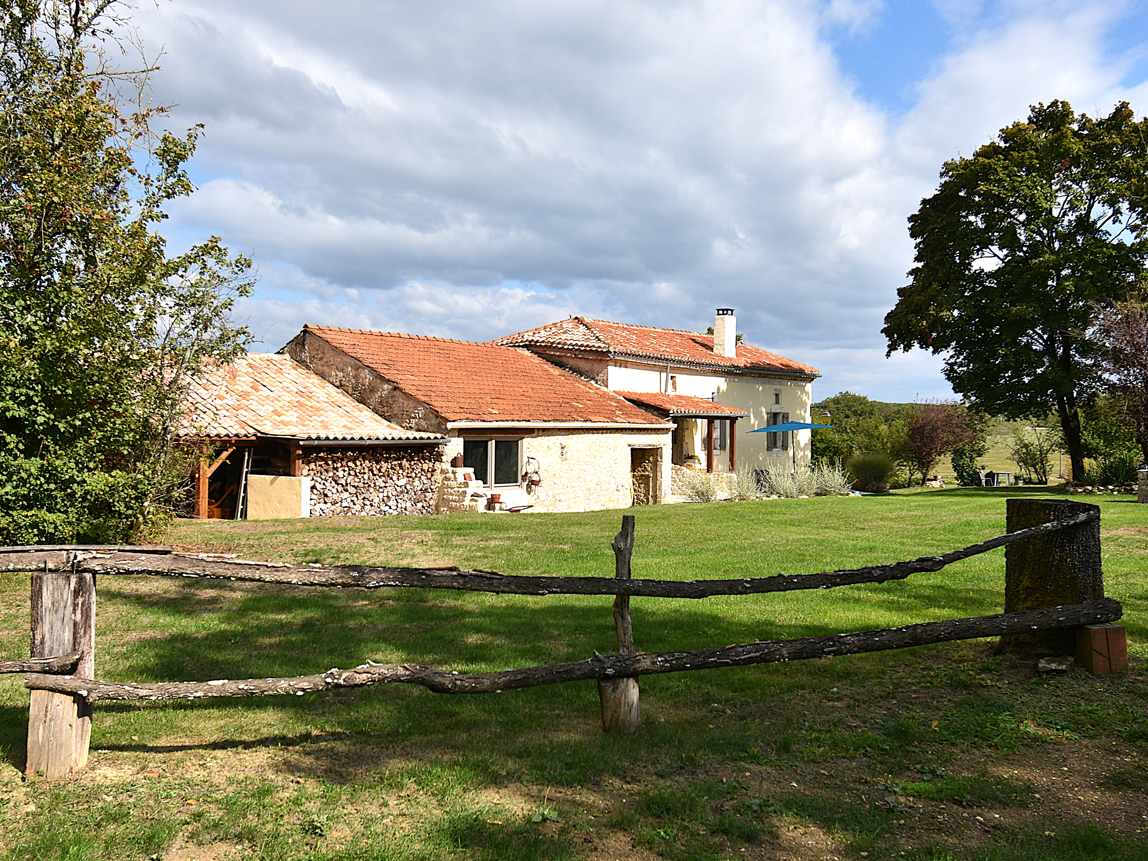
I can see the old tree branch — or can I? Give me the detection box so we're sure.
[0,511,1095,599]
[26,599,1121,704]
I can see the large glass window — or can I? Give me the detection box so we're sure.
[462,438,522,486]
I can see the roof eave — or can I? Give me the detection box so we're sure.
[446,420,673,431]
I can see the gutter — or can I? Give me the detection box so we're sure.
[446,420,673,431]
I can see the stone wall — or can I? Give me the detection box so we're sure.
[285,331,448,434]
[303,446,441,516]
[518,428,671,512]
[434,465,487,514]
[670,463,735,498]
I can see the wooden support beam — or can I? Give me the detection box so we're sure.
[27,571,95,779]
[194,446,235,519]
[706,419,715,474]
[194,457,209,519]
[729,418,736,473]
[599,515,639,734]
[290,442,303,477]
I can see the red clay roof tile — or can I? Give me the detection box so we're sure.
[494,317,819,377]
[304,325,671,426]
[616,391,748,418]
[179,354,443,442]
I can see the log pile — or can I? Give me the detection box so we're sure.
[304,447,440,516]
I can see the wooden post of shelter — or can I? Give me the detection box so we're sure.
[728,418,736,474]
[705,420,715,474]
[598,515,640,734]
[27,569,95,779]
[998,498,1104,658]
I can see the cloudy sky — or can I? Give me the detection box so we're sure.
[129,0,1148,402]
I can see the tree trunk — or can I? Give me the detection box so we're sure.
[1056,387,1086,483]
[998,498,1103,657]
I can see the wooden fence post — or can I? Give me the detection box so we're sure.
[27,570,95,779]
[998,498,1103,657]
[599,515,639,734]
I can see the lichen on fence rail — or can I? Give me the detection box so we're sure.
[0,510,1098,600]
[24,599,1122,703]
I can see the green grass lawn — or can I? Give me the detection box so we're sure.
[2,488,1146,860]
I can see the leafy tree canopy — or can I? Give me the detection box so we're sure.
[1091,299,1148,461]
[883,100,1148,482]
[0,0,253,543]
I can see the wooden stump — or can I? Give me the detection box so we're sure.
[27,571,95,779]
[599,515,640,735]
[998,499,1102,657]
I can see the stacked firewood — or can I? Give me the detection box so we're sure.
[304,448,440,516]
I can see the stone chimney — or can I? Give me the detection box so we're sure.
[713,308,736,357]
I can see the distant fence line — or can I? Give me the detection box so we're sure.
[0,498,1122,780]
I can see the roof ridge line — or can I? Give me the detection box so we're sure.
[308,324,512,349]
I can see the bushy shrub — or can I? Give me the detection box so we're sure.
[1009,428,1056,484]
[729,465,763,501]
[679,470,723,502]
[812,460,853,495]
[757,461,815,498]
[1084,452,1140,486]
[845,452,896,492]
[951,446,983,486]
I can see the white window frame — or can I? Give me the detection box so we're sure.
[461,438,523,487]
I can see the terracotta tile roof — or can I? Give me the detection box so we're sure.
[303,325,671,426]
[178,354,443,442]
[616,391,748,418]
[494,317,820,378]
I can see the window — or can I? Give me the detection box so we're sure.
[462,438,522,486]
[714,419,728,453]
[766,412,789,451]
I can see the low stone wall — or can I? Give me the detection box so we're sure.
[434,466,486,514]
[670,463,735,499]
[303,446,441,516]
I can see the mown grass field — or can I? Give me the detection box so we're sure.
[1,487,1146,860]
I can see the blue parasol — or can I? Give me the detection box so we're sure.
[747,422,836,471]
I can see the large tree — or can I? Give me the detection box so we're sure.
[1091,300,1148,462]
[883,101,1148,482]
[0,1,252,543]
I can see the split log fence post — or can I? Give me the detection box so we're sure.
[26,569,95,779]
[999,498,1105,657]
[598,514,640,734]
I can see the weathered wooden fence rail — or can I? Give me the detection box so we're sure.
[0,498,1126,780]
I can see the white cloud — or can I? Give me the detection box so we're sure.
[125,0,1148,402]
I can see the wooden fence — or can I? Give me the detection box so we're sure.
[0,498,1125,780]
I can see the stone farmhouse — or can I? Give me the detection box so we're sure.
[178,353,445,519]
[282,325,673,513]
[181,310,818,519]
[496,309,821,492]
